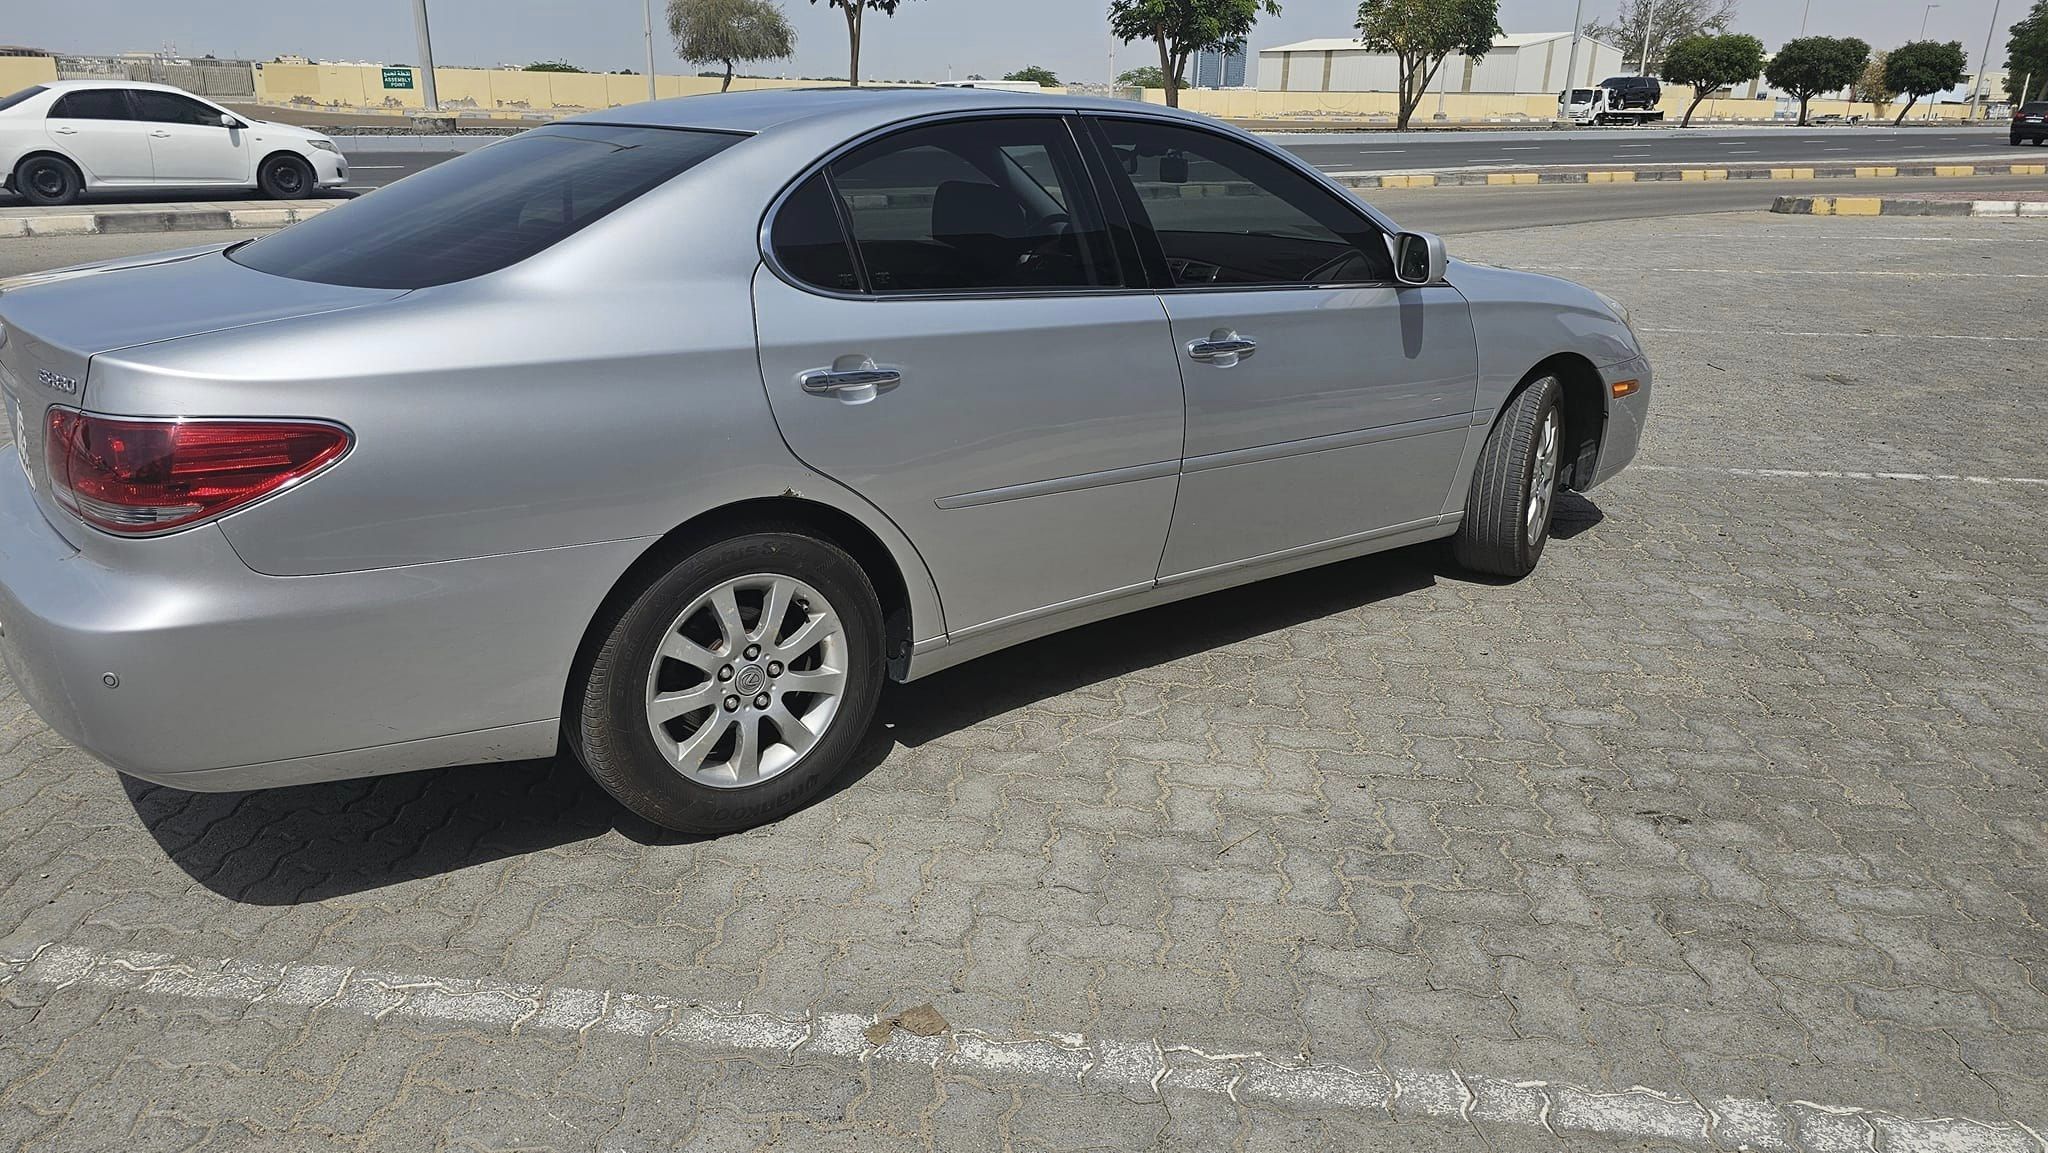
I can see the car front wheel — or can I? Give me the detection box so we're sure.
[1453,374,1566,579]
[258,154,315,199]
[13,155,81,206]
[571,530,886,834]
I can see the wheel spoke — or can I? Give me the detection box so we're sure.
[729,715,762,783]
[756,577,794,646]
[707,585,747,654]
[672,713,731,775]
[765,702,818,756]
[775,611,835,661]
[778,665,846,697]
[658,632,724,675]
[648,682,721,722]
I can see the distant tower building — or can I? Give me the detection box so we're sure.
[1193,45,1248,89]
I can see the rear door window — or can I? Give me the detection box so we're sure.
[48,90,133,120]
[229,124,740,289]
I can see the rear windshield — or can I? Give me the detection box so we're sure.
[0,86,47,113]
[2024,103,2048,114]
[229,123,741,289]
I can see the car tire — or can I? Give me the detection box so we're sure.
[571,530,886,835]
[13,155,81,206]
[1452,373,1567,580]
[258,153,315,199]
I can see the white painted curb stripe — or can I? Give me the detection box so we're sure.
[1640,326,2048,344]
[2,940,2040,1153]
[1631,465,2048,487]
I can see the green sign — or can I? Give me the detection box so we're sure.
[381,67,415,89]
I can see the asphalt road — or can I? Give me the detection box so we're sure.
[330,125,2037,194]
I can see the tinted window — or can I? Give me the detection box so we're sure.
[130,90,223,126]
[231,124,738,289]
[0,86,47,113]
[2023,103,2048,114]
[1098,118,1393,288]
[49,90,132,121]
[771,173,862,293]
[826,118,1119,293]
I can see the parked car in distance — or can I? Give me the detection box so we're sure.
[1596,75,1663,111]
[0,80,347,205]
[2015,102,2048,145]
[0,89,1652,834]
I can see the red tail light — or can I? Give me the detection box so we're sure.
[44,409,350,535]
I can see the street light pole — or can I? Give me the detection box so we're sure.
[1640,0,1658,75]
[1969,0,2004,121]
[1920,2,1940,38]
[1799,0,1813,35]
[411,0,440,112]
[1562,0,1587,96]
[643,0,658,100]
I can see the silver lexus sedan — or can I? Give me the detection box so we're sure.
[0,89,1650,834]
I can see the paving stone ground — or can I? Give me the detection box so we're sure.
[2,213,2044,1152]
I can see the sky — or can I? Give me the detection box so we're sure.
[6,0,2029,85]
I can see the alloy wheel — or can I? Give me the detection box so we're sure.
[643,573,848,789]
[1526,408,1560,547]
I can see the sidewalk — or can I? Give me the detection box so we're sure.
[0,200,339,240]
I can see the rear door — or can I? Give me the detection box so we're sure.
[43,88,152,183]
[752,114,1185,635]
[130,89,249,184]
[1090,116,1479,580]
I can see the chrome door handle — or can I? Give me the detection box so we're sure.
[51,126,77,135]
[798,362,900,403]
[149,130,173,138]
[1187,332,1258,366]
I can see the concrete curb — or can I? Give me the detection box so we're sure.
[1773,194,2048,217]
[0,201,340,240]
[1337,161,2048,191]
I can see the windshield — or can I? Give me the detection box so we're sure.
[1565,89,1596,102]
[0,86,48,113]
[229,123,741,289]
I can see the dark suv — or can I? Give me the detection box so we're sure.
[2015,102,2048,145]
[1599,76,1663,111]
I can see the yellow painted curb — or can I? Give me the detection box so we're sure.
[1681,169,1729,182]
[1854,166,1899,178]
[2011,164,2048,176]
[1934,165,1975,177]
[1381,174,1436,189]
[1587,171,1636,183]
[1485,172,1539,185]
[1770,168,1817,180]
[1830,197,1884,216]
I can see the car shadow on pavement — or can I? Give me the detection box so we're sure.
[128,496,1604,904]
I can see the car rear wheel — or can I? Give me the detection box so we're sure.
[571,531,885,834]
[258,153,315,199]
[13,155,81,206]
[1452,374,1566,580]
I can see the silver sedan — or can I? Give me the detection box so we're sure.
[0,89,1650,833]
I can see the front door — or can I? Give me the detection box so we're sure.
[1091,117,1480,579]
[43,88,152,184]
[131,89,249,184]
[752,115,1185,635]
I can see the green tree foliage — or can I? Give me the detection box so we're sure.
[1108,0,1281,108]
[1116,65,1182,89]
[1881,40,1969,124]
[523,59,586,72]
[1660,33,1764,126]
[670,0,796,92]
[1764,36,1871,126]
[2005,1,2048,103]
[1004,65,1061,86]
[809,0,911,87]
[1354,0,1502,129]
[1584,0,1738,75]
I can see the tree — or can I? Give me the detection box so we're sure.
[1585,0,1738,76]
[670,0,795,92]
[1109,0,1281,108]
[1854,51,1896,113]
[1882,40,1968,124]
[1354,0,1502,130]
[1764,36,1870,126]
[1116,65,1182,88]
[2005,0,2048,103]
[1004,65,1061,86]
[524,59,587,72]
[809,0,912,87]
[1660,33,1764,126]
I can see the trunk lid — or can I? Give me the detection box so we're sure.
[0,245,404,538]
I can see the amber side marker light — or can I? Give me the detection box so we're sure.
[1611,379,1641,399]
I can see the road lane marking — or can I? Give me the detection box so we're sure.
[1534,266,2048,279]
[1639,325,2048,342]
[2,939,2037,1153]
[1357,149,1406,154]
[1632,465,2048,487]
[344,165,406,170]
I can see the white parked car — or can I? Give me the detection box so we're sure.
[0,80,348,205]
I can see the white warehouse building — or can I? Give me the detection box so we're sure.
[1257,33,1628,95]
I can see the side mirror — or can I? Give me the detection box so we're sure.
[1394,231,1448,287]
[220,113,241,129]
